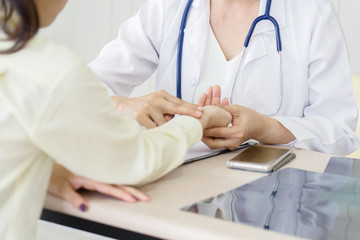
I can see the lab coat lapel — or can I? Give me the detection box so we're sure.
[180,0,210,102]
[243,0,286,66]
[184,0,209,61]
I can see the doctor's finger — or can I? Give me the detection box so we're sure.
[158,100,203,118]
[168,104,203,118]
[168,97,204,114]
[202,137,242,150]
[137,115,158,129]
[164,114,174,121]
[156,93,203,117]
[145,103,169,126]
[203,126,243,139]
[148,110,167,127]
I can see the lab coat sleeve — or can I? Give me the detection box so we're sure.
[88,0,165,97]
[31,59,202,186]
[274,2,359,156]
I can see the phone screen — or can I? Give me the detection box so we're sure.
[231,146,290,164]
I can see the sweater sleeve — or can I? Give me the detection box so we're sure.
[32,60,202,186]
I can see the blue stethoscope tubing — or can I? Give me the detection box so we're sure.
[244,0,281,51]
[176,0,283,115]
[176,0,194,99]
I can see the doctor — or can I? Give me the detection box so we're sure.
[90,0,359,155]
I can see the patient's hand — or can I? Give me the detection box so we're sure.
[111,90,203,129]
[197,85,229,106]
[48,164,150,212]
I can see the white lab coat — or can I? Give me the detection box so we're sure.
[89,0,360,155]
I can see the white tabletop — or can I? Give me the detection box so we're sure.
[44,147,332,240]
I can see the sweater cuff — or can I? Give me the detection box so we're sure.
[168,115,203,146]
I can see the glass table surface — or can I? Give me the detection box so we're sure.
[182,157,360,240]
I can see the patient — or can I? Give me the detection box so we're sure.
[0,1,231,239]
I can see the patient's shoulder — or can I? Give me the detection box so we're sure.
[0,36,85,85]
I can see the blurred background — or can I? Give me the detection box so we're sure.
[40,0,360,96]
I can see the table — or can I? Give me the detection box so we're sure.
[43,147,332,240]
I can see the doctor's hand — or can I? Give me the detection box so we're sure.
[202,105,295,150]
[197,85,229,106]
[48,164,150,212]
[111,90,203,129]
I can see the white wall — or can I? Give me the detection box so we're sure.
[40,0,360,96]
[40,0,154,97]
[41,0,147,62]
[335,0,360,76]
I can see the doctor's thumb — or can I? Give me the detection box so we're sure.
[220,105,239,115]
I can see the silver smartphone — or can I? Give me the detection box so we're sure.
[227,145,295,172]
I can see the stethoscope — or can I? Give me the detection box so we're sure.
[176,0,283,115]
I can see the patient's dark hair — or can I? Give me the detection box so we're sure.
[0,0,39,53]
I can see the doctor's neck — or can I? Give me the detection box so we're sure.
[211,0,259,5]
[211,0,259,11]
